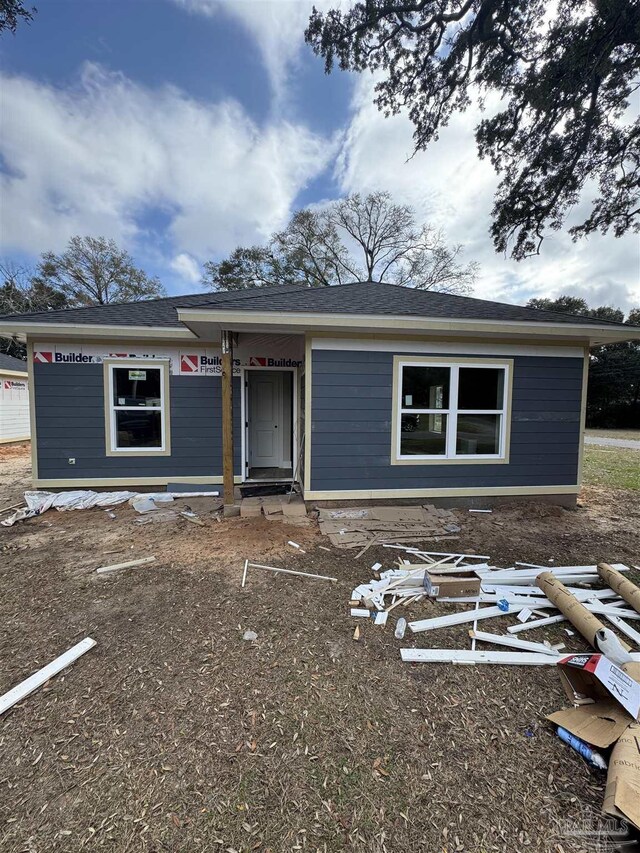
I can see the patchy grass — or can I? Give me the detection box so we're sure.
[583,444,640,490]
[585,428,640,442]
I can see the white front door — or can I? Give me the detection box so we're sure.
[249,372,282,468]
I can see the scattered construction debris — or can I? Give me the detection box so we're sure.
[0,637,96,715]
[346,548,640,832]
[241,560,337,588]
[131,494,174,514]
[95,556,156,575]
[240,495,310,526]
[318,505,460,551]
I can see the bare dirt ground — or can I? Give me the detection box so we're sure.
[1,443,640,852]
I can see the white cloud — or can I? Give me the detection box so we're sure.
[336,76,640,312]
[0,63,334,264]
[170,252,201,284]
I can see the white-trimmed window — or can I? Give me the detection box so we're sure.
[105,360,170,455]
[394,359,511,462]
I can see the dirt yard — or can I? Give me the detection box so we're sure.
[1,443,639,852]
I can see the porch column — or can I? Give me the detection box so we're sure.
[221,329,237,515]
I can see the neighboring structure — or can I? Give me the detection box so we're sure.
[0,281,637,507]
[0,352,30,444]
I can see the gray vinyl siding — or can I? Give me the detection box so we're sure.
[310,350,583,491]
[34,363,241,480]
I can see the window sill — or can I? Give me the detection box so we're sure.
[105,447,172,458]
[391,455,509,466]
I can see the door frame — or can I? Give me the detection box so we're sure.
[240,366,298,482]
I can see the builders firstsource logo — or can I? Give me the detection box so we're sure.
[34,350,97,364]
[180,354,199,373]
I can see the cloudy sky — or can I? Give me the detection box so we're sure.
[1,0,638,311]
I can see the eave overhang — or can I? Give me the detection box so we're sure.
[176,308,640,347]
[0,322,199,343]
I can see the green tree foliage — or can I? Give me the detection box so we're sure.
[203,191,478,293]
[306,1,640,260]
[0,0,35,34]
[0,261,68,358]
[37,236,165,306]
[526,294,640,428]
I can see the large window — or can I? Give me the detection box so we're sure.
[394,359,511,462]
[105,361,170,455]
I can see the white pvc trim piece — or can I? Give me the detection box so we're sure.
[586,602,640,620]
[470,630,560,656]
[245,562,337,583]
[400,649,559,665]
[603,614,640,648]
[0,637,96,715]
[409,604,525,634]
[507,614,567,634]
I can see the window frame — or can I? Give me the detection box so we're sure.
[391,356,513,465]
[103,359,171,457]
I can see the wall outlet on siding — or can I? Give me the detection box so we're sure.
[68,458,76,465]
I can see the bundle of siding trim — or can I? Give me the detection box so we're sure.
[350,551,489,612]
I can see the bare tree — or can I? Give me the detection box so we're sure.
[203,191,478,293]
[0,260,69,358]
[36,236,165,306]
[329,192,478,292]
[272,209,359,287]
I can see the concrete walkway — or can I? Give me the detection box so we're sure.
[585,436,640,450]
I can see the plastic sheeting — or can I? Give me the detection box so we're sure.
[1,489,219,526]
[1,490,138,526]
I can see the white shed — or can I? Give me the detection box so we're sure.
[0,353,30,443]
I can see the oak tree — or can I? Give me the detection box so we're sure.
[36,236,165,306]
[306,1,640,259]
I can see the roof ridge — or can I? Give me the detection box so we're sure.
[197,282,312,306]
[195,280,391,309]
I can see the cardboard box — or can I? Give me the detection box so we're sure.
[423,573,481,599]
[549,654,640,832]
[555,654,640,721]
[603,721,640,830]
[547,700,632,748]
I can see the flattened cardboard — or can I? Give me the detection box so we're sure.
[603,721,640,830]
[424,574,482,599]
[557,654,640,722]
[547,701,633,748]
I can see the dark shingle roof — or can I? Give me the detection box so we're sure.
[194,281,630,327]
[0,352,28,372]
[0,280,632,330]
[0,285,308,328]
